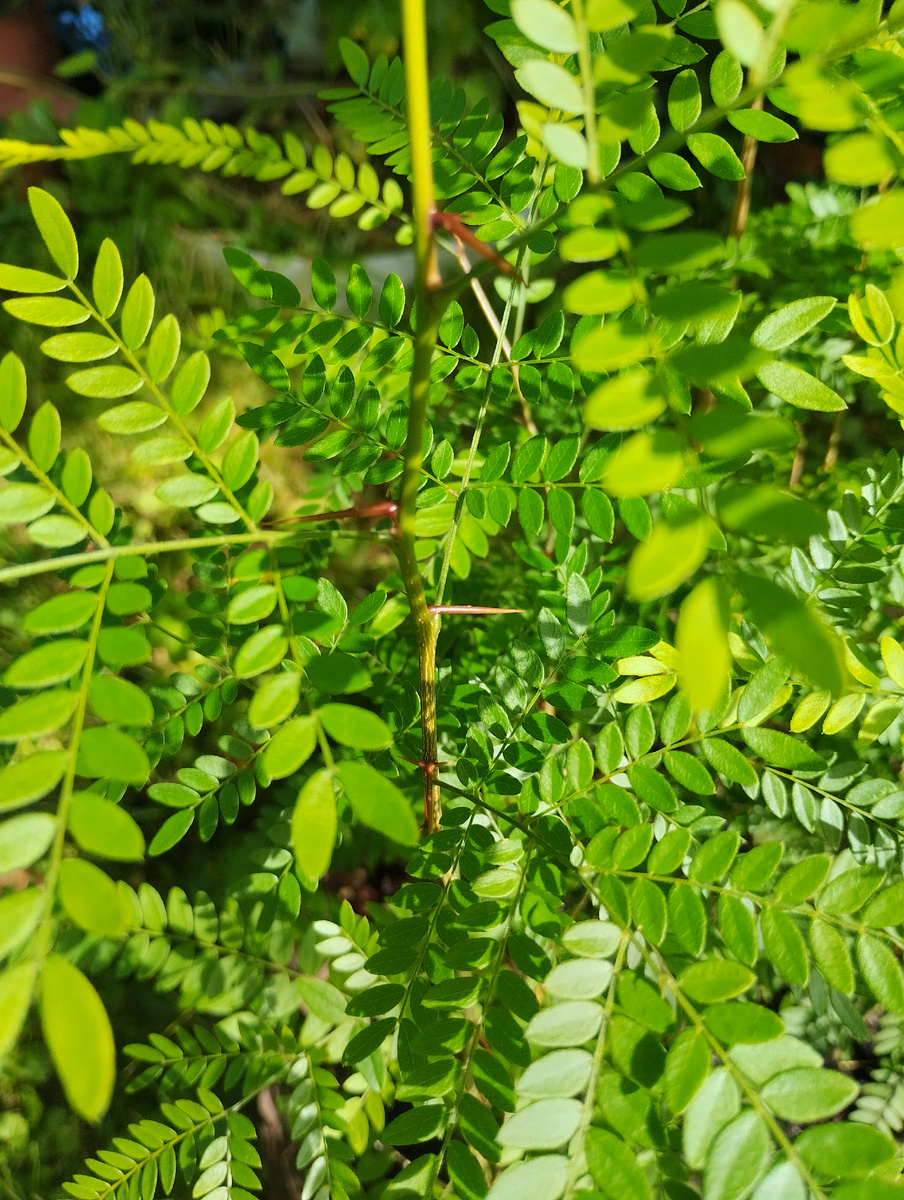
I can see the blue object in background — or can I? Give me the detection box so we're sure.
[52,2,110,54]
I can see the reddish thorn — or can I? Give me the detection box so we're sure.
[401,756,450,770]
[265,500,399,531]
[428,605,524,615]
[431,209,525,283]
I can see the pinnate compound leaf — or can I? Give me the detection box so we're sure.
[40,955,114,1121]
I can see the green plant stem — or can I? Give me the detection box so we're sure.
[571,0,600,185]
[399,0,443,831]
[31,560,115,971]
[0,531,292,585]
[67,281,257,535]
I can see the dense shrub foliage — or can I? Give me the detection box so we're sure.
[4,0,904,1197]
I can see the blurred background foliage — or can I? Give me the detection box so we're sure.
[0,1,902,1195]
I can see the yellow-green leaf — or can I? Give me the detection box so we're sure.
[627,514,710,602]
[292,768,337,879]
[677,578,731,712]
[40,955,115,1120]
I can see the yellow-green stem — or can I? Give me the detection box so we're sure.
[400,0,443,830]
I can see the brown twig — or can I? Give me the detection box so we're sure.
[729,93,764,242]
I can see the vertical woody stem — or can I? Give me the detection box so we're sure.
[729,92,763,241]
[399,0,442,830]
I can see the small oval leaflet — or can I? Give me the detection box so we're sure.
[756,360,846,411]
[40,955,115,1121]
[5,639,88,689]
[752,296,837,351]
[319,703,392,749]
[0,812,57,874]
[497,1098,583,1150]
[525,999,602,1048]
[67,365,144,399]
